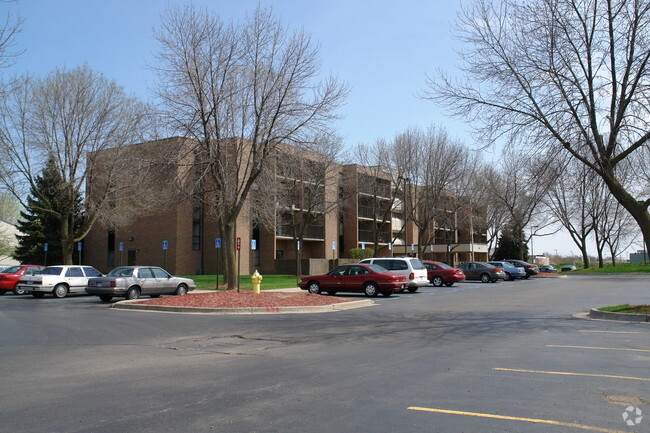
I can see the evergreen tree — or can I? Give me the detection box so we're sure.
[492,225,529,261]
[13,158,82,265]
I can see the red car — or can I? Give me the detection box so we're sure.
[0,265,46,295]
[422,261,466,287]
[298,263,407,297]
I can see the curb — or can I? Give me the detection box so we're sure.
[109,298,375,315]
[588,308,650,323]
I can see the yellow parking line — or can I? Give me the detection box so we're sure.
[547,344,650,353]
[494,368,650,381]
[407,407,628,433]
[579,330,640,334]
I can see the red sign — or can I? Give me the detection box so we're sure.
[236,237,241,251]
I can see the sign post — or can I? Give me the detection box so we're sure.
[332,241,336,261]
[77,242,82,265]
[215,238,221,288]
[119,242,124,266]
[162,240,168,269]
[236,237,241,292]
[44,243,48,266]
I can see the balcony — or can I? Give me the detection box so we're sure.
[276,224,324,240]
[358,230,390,244]
[358,205,390,221]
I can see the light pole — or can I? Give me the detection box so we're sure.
[398,176,410,256]
[530,226,537,264]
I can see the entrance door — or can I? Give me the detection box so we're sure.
[127,249,137,266]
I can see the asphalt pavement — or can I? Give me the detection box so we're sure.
[1,274,648,433]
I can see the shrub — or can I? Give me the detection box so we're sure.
[349,248,374,260]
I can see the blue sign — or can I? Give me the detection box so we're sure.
[297,241,301,250]
[162,240,169,250]
[119,242,124,252]
[215,238,222,248]
[77,242,82,251]
[361,242,366,250]
[411,243,415,251]
[251,239,257,250]
[44,243,48,252]
[388,242,392,251]
[332,241,336,250]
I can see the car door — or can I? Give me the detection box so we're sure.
[464,263,479,280]
[151,267,174,294]
[343,265,369,292]
[322,266,347,290]
[64,267,86,292]
[136,268,157,295]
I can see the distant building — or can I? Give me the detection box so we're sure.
[0,220,20,266]
[629,250,649,263]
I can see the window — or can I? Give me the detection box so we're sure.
[65,267,83,277]
[152,268,171,279]
[137,268,154,278]
[83,267,103,277]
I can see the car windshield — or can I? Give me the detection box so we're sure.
[1,265,22,274]
[409,259,425,270]
[107,267,134,277]
[368,264,389,273]
[41,267,63,275]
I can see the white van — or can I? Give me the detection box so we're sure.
[358,257,429,292]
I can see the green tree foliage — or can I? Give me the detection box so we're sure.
[492,226,529,261]
[349,248,375,260]
[13,158,82,265]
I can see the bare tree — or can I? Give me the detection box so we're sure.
[0,65,154,264]
[484,152,557,260]
[152,5,347,288]
[426,0,650,256]
[273,134,341,275]
[546,161,597,268]
[0,1,22,71]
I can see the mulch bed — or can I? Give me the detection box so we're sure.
[134,290,355,308]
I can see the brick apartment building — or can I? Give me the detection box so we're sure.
[84,137,488,275]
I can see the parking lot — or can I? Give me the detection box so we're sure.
[1,275,648,433]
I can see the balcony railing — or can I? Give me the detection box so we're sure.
[358,205,389,221]
[358,230,390,243]
[275,225,324,240]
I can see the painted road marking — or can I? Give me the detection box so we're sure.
[407,407,628,433]
[494,368,650,382]
[579,330,641,334]
[547,345,650,353]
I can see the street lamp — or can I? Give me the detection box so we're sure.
[530,225,537,264]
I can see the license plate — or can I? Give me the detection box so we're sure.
[96,282,103,287]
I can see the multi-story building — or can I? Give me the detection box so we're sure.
[84,137,487,275]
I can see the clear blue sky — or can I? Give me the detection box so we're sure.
[6,0,637,258]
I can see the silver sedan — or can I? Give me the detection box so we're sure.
[85,266,196,302]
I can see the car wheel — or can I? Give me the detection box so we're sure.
[444,282,454,287]
[31,292,45,298]
[13,284,27,295]
[523,275,530,279]
[381,290,393,297]
[125,287,140,300]
[505,273,512,281]
[432,276,444,287]
[98,295,113,302]
[364,282,379,297]
[480,273,491,283]
[407,287,419,293]
[174,284,188,296]
[52,284,68,298]
[307,281,321,295]
[326,291,337,296]
[150,294,160,298]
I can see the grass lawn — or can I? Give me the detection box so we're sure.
[560,262,650,273]
[598,304,650,314]
[181,274,300,291]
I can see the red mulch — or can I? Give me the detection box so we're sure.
[134,290,355,308]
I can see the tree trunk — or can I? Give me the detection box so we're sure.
[61,218,73,265]
[220,221,238,290]
[580,247,590,269]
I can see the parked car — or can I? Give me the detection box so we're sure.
[540,264,557,273]
[561,265,577,272]
[422,261,466,287]
[358,257,428,292]
[488,261,526,281]
[456,262,506,283]
[86,266,196,302]
[17,265,103,298]
[0,265,46,295]
[298,263,407,297]
[505,259,539,279]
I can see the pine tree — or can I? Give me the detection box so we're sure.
[13,158,82,265]
[492,226,529,261]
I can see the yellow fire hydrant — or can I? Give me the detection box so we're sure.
[251,270,263,294]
